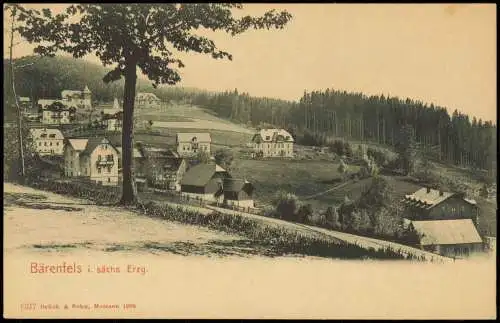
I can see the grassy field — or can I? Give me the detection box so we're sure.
[229,158,361,207]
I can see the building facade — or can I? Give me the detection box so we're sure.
[64,137,119,186]
[176,133,211,157]
[30,128,65,156]
[61,85,92,109]
[41,101,75,125]
[251,129,294,158]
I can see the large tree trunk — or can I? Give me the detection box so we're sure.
[9,11,25,182]
[119,59,138,205]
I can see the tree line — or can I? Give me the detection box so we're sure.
[152,87,496,176]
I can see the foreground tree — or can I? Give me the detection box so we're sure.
[15,4,292,204]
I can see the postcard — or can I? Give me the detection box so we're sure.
[3,3,497,319]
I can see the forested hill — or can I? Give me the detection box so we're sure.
[4,56,496,174]
[172,88,497,174]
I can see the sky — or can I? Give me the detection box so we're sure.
[3,3,497,122]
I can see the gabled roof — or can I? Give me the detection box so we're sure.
[223,178,253,193]
[403,188,454,209]
[30,128,64,140]
[176,133,211,143]
[410,219,483,246]
[136,92,160,101]
[161,158,185,172]
[253,129,294,143]
[181,163,228,187]
[80,138,119,156]
[67,139,89,151]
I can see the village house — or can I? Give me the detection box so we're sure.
[102,110,123,132]
[176,133,211,157]
[61,85,92,109]
[64,137,119,186]
[401,187,480,226]
[29,128,65,156]
[251,128,294,158]
[143,157,188,191]
[222,178,255,209]
[135,92,161,108]
[180,163,230,203]
[41,101,75,125]
[408,219,484,258]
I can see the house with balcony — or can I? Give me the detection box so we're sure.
[251,129,294,158]
[30,128,65,156]
[64,137,119,186]
[176,133,211,157]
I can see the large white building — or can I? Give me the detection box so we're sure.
[64,137,119,186]
[250,129,294,158]
[29,128,65,156]
[61,85,92,109]
[176,133,211,157]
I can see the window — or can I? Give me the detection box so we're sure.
[98,168,101,174]
[44,142,47,146]
[108,178,110,183]
[39,142,42,146]
[107,166,111,173]
[97,155,102,161]
[50,142,53,146]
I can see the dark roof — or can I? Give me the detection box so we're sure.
[223,178,253,193]
[162,158,185,172]
[181,163,228,187]
[81,137,118,156]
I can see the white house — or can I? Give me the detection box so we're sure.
[61,85,92,109]
[251,129,294,158]
[41,101,75,125]
[29,128,65,156]
[64,137,119,186]
[176,133,211,157]
[135,92,161,108]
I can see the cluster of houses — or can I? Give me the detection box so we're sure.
[23,92,491,259]
[401,187,485,258]
[29,122,259,209]
[20,87,162,126]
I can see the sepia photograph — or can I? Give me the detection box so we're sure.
[3,3,497,319]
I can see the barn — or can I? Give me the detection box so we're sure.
[223,178,255,209]
[180,163,230,203]
[408,219,484,258]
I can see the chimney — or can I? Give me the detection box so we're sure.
[439,190,444,196]
[426,187,431,193]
